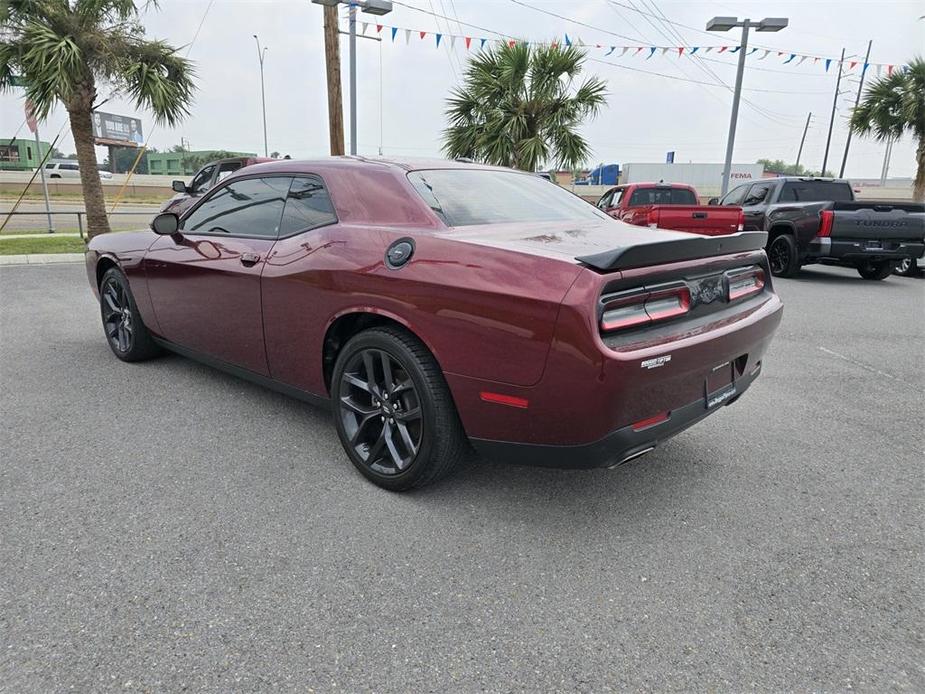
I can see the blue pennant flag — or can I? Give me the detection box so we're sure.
[730,46,741,53]
[391,26,397,41]
[436,33,442,48]
[690,47,699,54]
[825,58,832,72]
[747,47,758,55]
[480,37,487,49]
[783,53,796,64]
[605,46,615,56]
[564,33,571,47]
[647,46,656,59]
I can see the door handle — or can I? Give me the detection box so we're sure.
[240,252,261,267]
[692,212,707,219]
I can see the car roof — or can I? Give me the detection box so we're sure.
[232,156,526,177]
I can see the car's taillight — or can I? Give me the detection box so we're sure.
[647,208,658,228]
[726,267,766,301]
[817,209,834,237]
[600,283,691,333]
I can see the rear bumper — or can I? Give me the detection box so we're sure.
[471,361,762,469]
[807,237,925,262]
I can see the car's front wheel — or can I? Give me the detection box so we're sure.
[99,267,162,361]
[331,326,467,491]
[856,260,895,281]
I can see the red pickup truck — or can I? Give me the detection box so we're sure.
[596,183,744,235]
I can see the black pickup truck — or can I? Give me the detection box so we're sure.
[710,177,925,280]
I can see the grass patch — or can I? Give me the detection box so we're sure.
[0,236,87,255]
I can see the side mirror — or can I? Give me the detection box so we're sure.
[708,197,719,206]
[172,180,187,193]
[151,212,179,235]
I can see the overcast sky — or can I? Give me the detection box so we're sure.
[2,0,923,178]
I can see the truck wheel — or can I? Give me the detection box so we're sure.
[331,326,467,491]
[893,257,919,277]
[857,260,895,281]
[768,234,800,278]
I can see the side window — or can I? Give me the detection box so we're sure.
[216,161,242,183]
[61,163,79,171]
[743,184,770,206]
[597,191,613,209]
[720,184,748,206]
[182,176,292,238]
[189,165,216,195]
[279,175,337,236]
[45,163,56,170]
[610,188,624,206]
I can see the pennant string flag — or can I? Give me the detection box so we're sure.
[465,36,471,50]
[647,46,657,59]
[783,53,796,64]
[480,38,486,49]
[405,28,410,45]
[376,23,383,33]
[436,33,442,48]
[690,47,698,54]
[620,46,629,56]
[730,46,740,53]
[825,58,832,72]
[747,47,758,55]
[391,26,397,41]
[605,46,615,56]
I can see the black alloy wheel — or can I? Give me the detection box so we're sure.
[856,260,895,281]
[338,348,423,476]
[331,326,467,491]
[101,274,135,354]
[768,234,799,278]
[894,257,919,277]
[99,268,161,362]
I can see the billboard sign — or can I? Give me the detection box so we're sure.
[666,150,675,163]
[92,111,144,147]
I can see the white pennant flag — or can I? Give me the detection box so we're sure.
[704,46,713,53]
[361,22,368,35]
[798,55,807,65]
[760,49,770,60]
[661,47,669,55]
[620,46,629,57]
[450,35,456,49]
[876,64,882,77]
[405,28,411,45]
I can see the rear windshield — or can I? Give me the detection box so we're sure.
[628,187,697,206]
[408,169,607,227]
[779,181,853,202]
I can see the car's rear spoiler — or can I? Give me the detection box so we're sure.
[576,231,768,272]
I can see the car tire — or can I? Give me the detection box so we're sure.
[768,233,800,278]
[893,257,919,277]
[331,326,467,491]
[99,267,162,362]
[856,260,895,281]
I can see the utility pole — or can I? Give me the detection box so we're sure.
[253,35,268,157]
[349,3,357,155]
[879,137,893,186]
[796,111,812,170]
[34,126,54,233]
[323,5,345,155]
[822,48,845,176]
[707,16,789,196]
[839,40,873,178]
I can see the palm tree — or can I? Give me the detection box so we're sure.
[850,57,925,202]
[0,0,196,237]
[443,42,607,172]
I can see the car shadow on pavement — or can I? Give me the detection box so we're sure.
[782,267,902,285]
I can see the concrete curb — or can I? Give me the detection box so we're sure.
[0,253,85,266]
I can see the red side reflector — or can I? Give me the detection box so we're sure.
[632,411,670,431]
[737,209,745,232]
[817,209,834,237]
[480,391,529,409]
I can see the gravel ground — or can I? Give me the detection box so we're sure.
[1,263,923,692]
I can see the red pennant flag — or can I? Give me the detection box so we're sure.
[419,30,427,39]
[508,39,516,48]
[849,61,857,70]
[887,64,893,75]
[814,57,820,63]
[677,47,684,56]
[376,24,383,33]
[778,51,784,56]
[718,46,727,53]
[634,46,644,55]
[595,44,601,49]
[551,41,558,49]
[465,36,471,49]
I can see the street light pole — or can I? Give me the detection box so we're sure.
[253,35,268,157]
[707,16,788,196]
[839,39,873,178]
[795,111,812,169]
[822,48,846,175]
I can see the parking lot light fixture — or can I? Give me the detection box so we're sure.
[707,15,789,195]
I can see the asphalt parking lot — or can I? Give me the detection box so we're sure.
[1,262,923,691]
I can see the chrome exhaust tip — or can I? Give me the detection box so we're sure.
[608,446,656,469]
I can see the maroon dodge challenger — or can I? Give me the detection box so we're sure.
[86,158,782,490]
